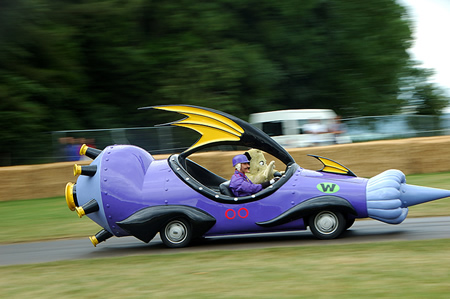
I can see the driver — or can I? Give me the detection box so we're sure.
[229,154,277,197]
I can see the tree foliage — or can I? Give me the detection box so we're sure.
[0,0,447,165]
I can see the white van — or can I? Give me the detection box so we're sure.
[249,109,351,148]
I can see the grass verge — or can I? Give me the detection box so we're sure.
[1,239,449,298]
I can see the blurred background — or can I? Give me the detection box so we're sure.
[1,0,449,166]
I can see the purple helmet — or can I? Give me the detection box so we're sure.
[232,154,250,167]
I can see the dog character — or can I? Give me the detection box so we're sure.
[244,149,283,184]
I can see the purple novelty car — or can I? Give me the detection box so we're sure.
[65,105,450,248]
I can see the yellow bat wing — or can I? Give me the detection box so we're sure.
[308,155,356,177]
[153,105,244,152]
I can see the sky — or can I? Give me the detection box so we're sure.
[398,0,450,96]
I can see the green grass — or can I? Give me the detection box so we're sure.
[0,197,99,244]
[1,172,450,244]
[406,172,450,186]
[1,240,449,298]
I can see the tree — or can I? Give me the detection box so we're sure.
[0,0,444,165]
[219,0,414,116]
[399,63,449,115]
[413,83,448,115]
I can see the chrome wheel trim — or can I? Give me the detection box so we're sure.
[314,211,338,235]
[165,220,188,244]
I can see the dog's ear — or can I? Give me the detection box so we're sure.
[244,151,252,161]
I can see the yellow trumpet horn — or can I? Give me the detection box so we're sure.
[89,229,113,247]
[65,182,77,211]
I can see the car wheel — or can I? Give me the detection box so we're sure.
[160,218,192,248]
[308,210,346,240]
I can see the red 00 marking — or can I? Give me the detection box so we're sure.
[225,208,249,219]
[238,207,249,218]
[225,209,236,219]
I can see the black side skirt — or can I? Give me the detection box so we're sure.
[117,205,216,243]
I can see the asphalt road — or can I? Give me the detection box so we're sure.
[1,216,449,266]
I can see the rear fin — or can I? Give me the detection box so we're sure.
[308,155,356,177]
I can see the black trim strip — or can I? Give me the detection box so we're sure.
[256,196,356,227]
[168,154,300,204]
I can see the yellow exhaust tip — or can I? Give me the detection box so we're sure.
[65,182,76,211]
[73,164,82,176]
[90,229,113,247]
[75,206,86,218]
[90,236,99,247]
[79,144,88,156]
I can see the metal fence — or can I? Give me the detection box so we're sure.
[52,126,198,162]
[51,114,450,162]
[344,114,450,142]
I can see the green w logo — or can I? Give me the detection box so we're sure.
[317,183,340,193]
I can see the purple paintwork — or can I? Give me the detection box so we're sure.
[76,145,368,238]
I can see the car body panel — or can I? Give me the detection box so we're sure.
[65,105,450,247]
[77,144,368,239]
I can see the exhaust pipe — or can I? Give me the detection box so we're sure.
[79,144,102,159]
[65,182,78,211]
[75,199,99,218]
[90,229,113,247]
[73,164,97,177]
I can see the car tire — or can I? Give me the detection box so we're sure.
[308,210,346,240]
[160,218,192,248]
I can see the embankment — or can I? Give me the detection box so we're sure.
[1,136,450,201]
